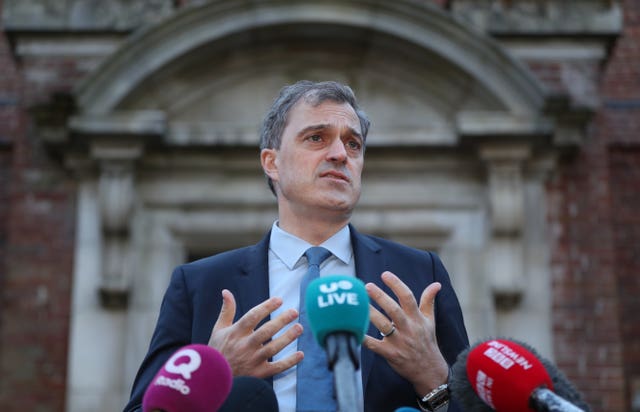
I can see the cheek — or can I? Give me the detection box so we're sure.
[280,155,312,182]
[351,161,364,180]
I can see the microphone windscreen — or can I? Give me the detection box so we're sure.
[142,344,232,412]
[451,338,592,412]
[306,275,369,347]
[462,339,553,412]
[450,345,493,412]
[217,376,279,412]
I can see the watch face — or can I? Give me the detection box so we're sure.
[421,384,450,411]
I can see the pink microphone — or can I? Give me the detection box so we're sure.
[143,344,233,412]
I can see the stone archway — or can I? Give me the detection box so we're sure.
[63,1,584,410]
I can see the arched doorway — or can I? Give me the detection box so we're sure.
[64,1,580,409]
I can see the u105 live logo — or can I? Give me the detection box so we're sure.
[318,279,359,307]
[153,348,202,395]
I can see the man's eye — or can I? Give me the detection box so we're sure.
[347,140,362,151]
[308,134,322,142]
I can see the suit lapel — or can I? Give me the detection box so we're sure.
[233,231,275,386]
[350,225,384,392]
[234,231,271,325]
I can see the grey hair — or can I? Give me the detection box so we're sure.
[259,80,371,196]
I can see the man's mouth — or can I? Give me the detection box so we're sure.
[320,170,350,182]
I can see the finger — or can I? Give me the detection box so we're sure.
[235,296,283,332]
[263,352,304,378]
[362,335,387,356]
[213,289,237,330]
[251,308,299,345]
[368,304,393,335]
[380,271,421,317]
[365,276,407,329]
[418,282,441,319]
[260,323,303,359]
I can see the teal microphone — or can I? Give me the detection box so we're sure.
[306,275,369,347]
[306,275,370,412]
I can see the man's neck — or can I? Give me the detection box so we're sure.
[277,214,350,245]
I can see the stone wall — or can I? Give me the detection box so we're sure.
[0,1,638,411]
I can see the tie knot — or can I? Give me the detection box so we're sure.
[304,246,332,267]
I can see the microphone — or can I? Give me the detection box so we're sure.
[142,344,233,412]
[449,338,590,412]
[217,376,279,412]
[306,275,370,412]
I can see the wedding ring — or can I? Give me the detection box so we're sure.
[380,323,396,338]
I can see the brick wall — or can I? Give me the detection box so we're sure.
[548,131,625,411]
[0,5,76,411]
[0,0,14,339]
[610,147,640,411]
[548,1,640,410]
[0,0,638,411]
[0,146,9,396]
[0,0,19,407]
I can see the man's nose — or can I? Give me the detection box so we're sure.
[326,138,347,162]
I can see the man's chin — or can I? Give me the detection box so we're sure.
[320,195,359,214]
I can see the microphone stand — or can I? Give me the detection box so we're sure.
[530,388,586,412]
[325,332,363,412]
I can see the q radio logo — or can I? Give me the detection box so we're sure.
[317,279,359,308]
[153,348,202,395]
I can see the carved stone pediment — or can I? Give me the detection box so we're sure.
[2,0,174,31]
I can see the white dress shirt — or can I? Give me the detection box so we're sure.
[267,221,359,412]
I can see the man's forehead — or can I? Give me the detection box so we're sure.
[288,99,359,125]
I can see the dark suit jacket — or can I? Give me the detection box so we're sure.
[124,225,469,412]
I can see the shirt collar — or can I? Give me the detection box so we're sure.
[269,221,353,270]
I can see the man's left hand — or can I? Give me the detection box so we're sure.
[363,271,449,396]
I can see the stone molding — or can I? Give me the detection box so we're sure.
[73,0,546,116]
[451,0,622,36]
[2,0,174,31]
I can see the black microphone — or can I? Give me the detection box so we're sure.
[449,338,591,412]
[305,275,370,411]
[217,376,279,412]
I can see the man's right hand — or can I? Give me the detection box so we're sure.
[208,289,303,378]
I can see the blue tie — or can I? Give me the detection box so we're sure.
[296,246,335,412]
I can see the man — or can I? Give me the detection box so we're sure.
[125,80,468,412]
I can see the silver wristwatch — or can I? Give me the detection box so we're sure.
[417,383,450,412]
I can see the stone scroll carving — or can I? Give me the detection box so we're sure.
[92,142,142,309]
[69,110,164,309]
[480,144,530,309]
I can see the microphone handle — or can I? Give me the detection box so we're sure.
[325,333,363,412]
[530,388,585,412]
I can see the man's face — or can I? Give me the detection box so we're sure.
[261,99,364,220]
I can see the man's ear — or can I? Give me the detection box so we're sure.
[260,148,278,181]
